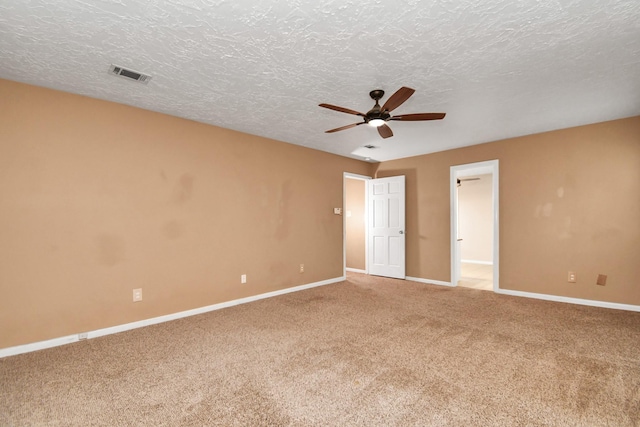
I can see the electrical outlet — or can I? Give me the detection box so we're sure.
[300,264,304,273]
[597,274,607,286]
[133,288,142,302]
[241,274,247,284]
[567,271,576,283]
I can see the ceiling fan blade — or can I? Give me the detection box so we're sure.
[381,87,415,113]
[377,124,393,139]
[390,113,446,121]
[319,103,366,117]
[325,122,364,133]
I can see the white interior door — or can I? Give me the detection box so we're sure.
[368,176,405,279]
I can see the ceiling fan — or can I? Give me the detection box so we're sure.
[319,87,445,139]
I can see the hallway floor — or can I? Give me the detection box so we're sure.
[458,262,493,291]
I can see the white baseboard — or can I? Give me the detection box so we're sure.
[461,260,493,265]
[346,268,367,274]
[6,275,638,358]
[406,275,640,312]
[406,276,454,287]
[0,276,346,359]
[495,288,640,312]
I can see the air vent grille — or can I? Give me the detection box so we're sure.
[108,64,152,84]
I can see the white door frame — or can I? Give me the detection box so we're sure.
[343,172,372,277]
[450,160,499,290]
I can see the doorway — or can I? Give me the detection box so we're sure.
[450,160,499,290]
[343,173,406,280]
[344,174,370,275]
[457,173,493,290]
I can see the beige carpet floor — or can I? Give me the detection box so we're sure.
[1,273,639,426]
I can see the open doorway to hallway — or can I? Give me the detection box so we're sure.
[450,160,499,291]
[344,174,369,275]
[457,173,493,291]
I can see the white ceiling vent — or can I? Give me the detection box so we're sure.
[108,64,152,84]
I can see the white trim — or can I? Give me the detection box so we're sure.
[495,288,640,312]
[461,260,493,265]
[451,160,499,291]
[0,276,345,359]
[450,168,459,286]
[409,276,640,312]
[343,173,372,181]
[0,335,80,359]
[406,276,454,287]
[346,267,367,274]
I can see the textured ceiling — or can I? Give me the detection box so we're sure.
[1,0,639,162]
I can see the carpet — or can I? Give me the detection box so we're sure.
[1,273,639,426]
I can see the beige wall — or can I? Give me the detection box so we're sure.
[0,79,374,348]
[2,78,638,350]
[345,178,366,270]
[376,116,640,305]
[458,174,493,263]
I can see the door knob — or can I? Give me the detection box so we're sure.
[399,230,404,234]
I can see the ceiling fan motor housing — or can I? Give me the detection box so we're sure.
[367,90,391,122]
[366,109,391,122]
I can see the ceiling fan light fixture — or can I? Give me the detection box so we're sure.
[368,118,385,127]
